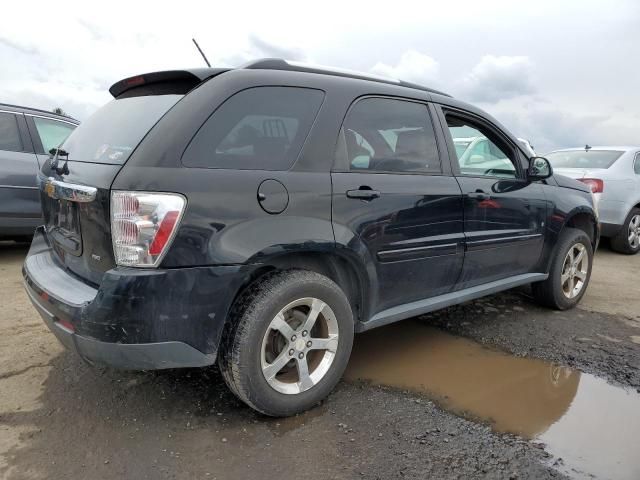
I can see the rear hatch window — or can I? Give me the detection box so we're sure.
[60,95,182,164]
[546,150,623,169]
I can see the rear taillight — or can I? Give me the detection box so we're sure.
[111,191,186,267]
[578,178,604,193]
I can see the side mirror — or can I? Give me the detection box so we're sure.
[528,156,553,180]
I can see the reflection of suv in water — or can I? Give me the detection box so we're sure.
[546,146,640,254]
[0,104,78,240]
[23,59,598,416]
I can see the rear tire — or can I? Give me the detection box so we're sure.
[532,228,593,310]
[610,208,640,255]
[219,270,354,417]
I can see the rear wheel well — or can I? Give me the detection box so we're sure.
[231,253,366,327]
[566,212,597,247]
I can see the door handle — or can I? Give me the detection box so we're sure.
[467,190,489,201]
[346,188,380,201]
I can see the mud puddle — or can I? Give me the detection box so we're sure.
[345,320,640,479]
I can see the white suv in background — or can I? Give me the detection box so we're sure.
[546,146,640,254]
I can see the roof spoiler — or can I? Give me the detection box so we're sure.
[109,68,228,98]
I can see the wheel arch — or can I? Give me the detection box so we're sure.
[227,250,372,332]
[564,209,599,249]
[540,207,598,275]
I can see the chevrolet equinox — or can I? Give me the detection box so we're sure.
[23,59,599,416]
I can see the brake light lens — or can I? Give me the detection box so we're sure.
[111,191,186,267]
[578,178,604,193]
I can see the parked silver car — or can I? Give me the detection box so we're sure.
[546,146,640,254]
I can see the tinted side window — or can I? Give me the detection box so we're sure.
[635,153,640,175]
[183,87,324,170]
[445,115,517,179]
[0,112,23,152]
[33,117,76,153]
[338,98,441,173]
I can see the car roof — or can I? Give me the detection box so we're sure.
[549,146,640,153]
[110,58,452,99]
[110,58,526,156]
[0,103,80,123]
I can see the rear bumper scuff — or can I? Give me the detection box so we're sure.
[22,227,248,370]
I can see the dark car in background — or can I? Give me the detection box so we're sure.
[0,104,78,240]
[22,60,598,416]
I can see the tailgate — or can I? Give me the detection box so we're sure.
[39,160,123,285]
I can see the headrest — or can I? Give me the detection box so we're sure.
[395,129,427,157]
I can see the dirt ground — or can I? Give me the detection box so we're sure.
[1,241,639,480]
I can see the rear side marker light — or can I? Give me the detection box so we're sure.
[111,191,186,268]
[578,178,604,194]
[56,319,75,333]
[149,211,180,255]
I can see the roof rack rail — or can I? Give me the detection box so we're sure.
[0,102,79,122]
[242,58,451,97]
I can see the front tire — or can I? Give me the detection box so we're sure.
[219,270,354,416]
[532,228,593,310]
[610,208,640,255]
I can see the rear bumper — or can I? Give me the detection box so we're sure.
[22,227,247,370]
[24,285,214,369]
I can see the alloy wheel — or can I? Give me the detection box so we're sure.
[260,297,339,395]
[560,243,589,299]
[628,215,640,250]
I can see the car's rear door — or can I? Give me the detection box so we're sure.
[0,110,41,234]
[435,106,547,288]
[331,97,464,318]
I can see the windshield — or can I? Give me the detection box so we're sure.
[546,150,623,169]
[61,95,181,164]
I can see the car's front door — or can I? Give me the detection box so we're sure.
[436,108,547,288]
[331,97,464,318]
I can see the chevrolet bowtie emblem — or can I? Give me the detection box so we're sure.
[44,179,56,198]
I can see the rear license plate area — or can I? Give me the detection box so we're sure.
[48,200,82,256]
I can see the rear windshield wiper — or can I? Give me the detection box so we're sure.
[49,148,69,157]
[49,148,70,175]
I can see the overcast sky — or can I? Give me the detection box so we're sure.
[2,0,639,152]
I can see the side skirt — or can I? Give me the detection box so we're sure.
[357,273,548,332]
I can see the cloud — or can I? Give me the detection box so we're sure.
[483,97,639,153]
[247,34,306,61]
[458,55,535,103]
[0,36,39,55]
[220,34,309,67]
[370,50,440,85]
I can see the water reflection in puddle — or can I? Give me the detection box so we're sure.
[345,320,640,480]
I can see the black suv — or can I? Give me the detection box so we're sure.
[0,104,78,240]
[23,59,598,416]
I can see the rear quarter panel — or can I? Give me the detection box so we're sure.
[113,69,359,267]
[116,167,335,267]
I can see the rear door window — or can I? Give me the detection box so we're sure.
[33,117,76,153]
[0,112,23,152]
[182,87,324,170]
[336,97,441,174]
